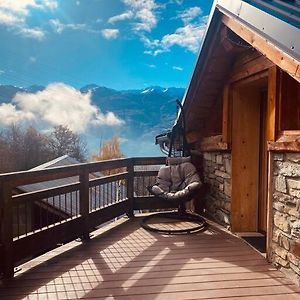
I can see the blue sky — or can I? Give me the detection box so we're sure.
[0,0,213,90]
[0,0,214,157]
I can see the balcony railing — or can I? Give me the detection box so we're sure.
[0,156,177,279]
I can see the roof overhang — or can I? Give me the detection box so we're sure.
[177,0,300,130]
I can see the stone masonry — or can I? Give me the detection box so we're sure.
[272,152,300,285]
[202,152,231,227]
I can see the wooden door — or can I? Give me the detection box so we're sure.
[231,84,261,232]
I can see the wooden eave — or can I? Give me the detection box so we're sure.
[183,6,300,147]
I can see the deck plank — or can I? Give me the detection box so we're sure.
[0,217,299,300]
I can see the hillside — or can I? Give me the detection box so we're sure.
[0,84,185,156]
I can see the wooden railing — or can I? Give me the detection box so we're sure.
[0,156,176,278]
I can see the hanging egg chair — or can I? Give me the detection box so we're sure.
[141,101,206,234]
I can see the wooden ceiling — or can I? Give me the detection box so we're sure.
[184,24,252,136]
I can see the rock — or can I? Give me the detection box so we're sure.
[291,221,300,239]
[224,201,231,211]
[273,229,281,243]
[215,170,230,179]
[273,254,289,267]
[216,209,230,225]
[219,184,224,191]
[216,155,223,165]
[224,181,231,197]
[279,235,290,250]
[224,158,231,174]
[287,178,300,198]
[286,153,300,163]
[216,177,224,183]
[289,209,300,219]
[273,202,285,212]
[274,154,284,161]
[274,245,288,259]
[274,212,290,233]
[203,153,212,161]
[275,176,287,193]
[289,262,300,276]
[211,154,216,163]
[273,192,296,204]
[287,252,299,266]
[290,240,300,258]
[279,162,300,177]
[220,166,225,172]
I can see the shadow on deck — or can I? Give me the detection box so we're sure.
[0,217,299,300]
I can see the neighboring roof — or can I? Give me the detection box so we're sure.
[18,156,125,216]
[29,155,79,171]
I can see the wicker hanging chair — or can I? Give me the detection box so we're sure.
[141,101,206,234]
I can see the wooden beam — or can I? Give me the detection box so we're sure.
[229,55,273,83]
[266,66,280,142]
[0,182,14,278]
[186,131,203,144]
[222,15,300,83]
[198,135,229,152]
[266,152,274,260]
[126,159,134,217]
[222,84,231,145]
[79,169,90,240]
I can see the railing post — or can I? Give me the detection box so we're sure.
[0,181,14,278]
[127,158,134,217]
[79,169,90,241]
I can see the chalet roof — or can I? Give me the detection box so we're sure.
[178,0,300,136]
[18,156,124,216]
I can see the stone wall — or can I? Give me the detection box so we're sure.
[272,152,300,285]
[202,152,231,227]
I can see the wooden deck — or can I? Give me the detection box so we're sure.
[0,217,299,300]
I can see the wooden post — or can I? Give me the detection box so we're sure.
[266,152,274,261]
[222,84,231,146]
[126,159,134,217]
[266,66,280,142]
[0,181,14,278]
[79,169,90,241]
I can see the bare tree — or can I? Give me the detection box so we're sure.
[0,125,52,172]
[48,125,87,162]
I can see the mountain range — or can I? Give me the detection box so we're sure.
[0,84,185,156]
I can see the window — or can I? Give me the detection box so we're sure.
[280,71,300,131]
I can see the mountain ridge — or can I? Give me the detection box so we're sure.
[0,84,185,156]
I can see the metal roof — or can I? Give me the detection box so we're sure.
[19,156,125,216]
[216,0,300,61]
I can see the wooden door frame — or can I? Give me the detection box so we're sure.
[231,73,269,234]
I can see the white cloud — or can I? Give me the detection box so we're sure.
[18,27,45,40]
[0,0,57,39]
[172,66,183,71]
[49,19,87,34]
[161,23,205,53]
[143,15,208,55]
[76,1,80,5]
[147,64,156,68]
[108,11,133,24]
[107,0,159,33]
[101,28,119,40]
[0,70,5,75]
[0,103,35,125]
[178,7,202,24]
[0,10,20,26]
[0,83,123,133]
